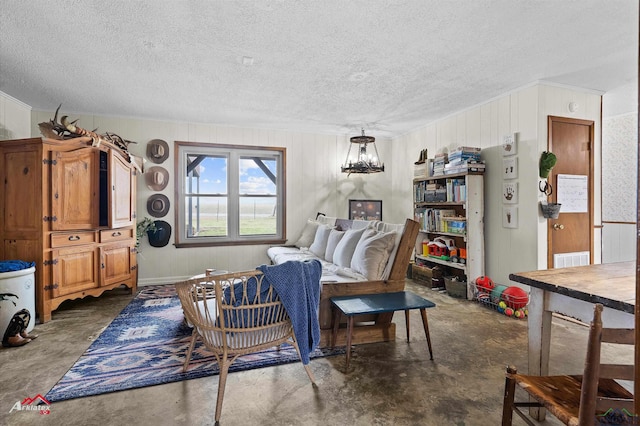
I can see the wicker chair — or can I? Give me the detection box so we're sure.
[502,303,634,426]
[175,269,316,424]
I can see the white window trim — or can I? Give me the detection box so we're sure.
[175,141,286,247]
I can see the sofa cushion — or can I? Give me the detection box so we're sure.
[376,221,406,280]
[294,219,320,248]
[309,224,333,259]
[333,227,367,268]
[324,229,345,263]
[350,229,397,280]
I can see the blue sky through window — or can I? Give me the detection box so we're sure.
[188,155,276,196]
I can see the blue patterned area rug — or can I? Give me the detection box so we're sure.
[45,285,344,402]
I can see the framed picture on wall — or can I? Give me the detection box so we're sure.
[349,200,382,221]
[502,133,517,156]
[503,157,518,179]
[503,206,518,229]
[502,182,518,204]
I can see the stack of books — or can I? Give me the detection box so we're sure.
[445,146,485,174]
[432,153,448,176]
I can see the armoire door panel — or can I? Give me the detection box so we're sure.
[52,245,99,297]
[101,242,134,287]
[110,151,135,228]
[2,148,42,235]
[51,148,99,230]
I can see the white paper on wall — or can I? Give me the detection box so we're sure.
[557,174,588,213]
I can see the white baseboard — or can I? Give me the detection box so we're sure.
[137,275,194,286]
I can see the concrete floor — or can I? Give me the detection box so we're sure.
[0,279,631,426]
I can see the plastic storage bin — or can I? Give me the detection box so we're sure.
[0,266,36,336]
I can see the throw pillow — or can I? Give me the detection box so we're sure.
[332,227,367,268]
[350,229,397,280]
[324,229,345,263]
[294,219,320,248]
[309,225,333,259]
[376,222,405,280]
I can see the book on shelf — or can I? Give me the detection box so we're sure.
[421,208,456,232]
[445,178,466,202]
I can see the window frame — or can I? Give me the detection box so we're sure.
[174,141,286,248]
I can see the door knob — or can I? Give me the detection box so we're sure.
[553,223,564,230]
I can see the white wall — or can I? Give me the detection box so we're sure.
[0,91,31,140]
[391,83,602,285]
[28,110,394,285]
[3,84,619,285]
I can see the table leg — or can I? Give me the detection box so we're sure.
[331,306,341,349]
[419,308,434,360]
[405,309,410,342]
[345,316,354,371]
[527,287,552,421]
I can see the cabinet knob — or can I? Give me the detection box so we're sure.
[553,223,565,230]
[112,231,122,237]
[68,235,81,241]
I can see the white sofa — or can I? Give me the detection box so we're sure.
[267,216,420,347]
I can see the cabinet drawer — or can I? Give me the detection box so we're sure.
[100,228,134,243]
[51,231,97,248]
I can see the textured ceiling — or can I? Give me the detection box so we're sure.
[0,1,637,138]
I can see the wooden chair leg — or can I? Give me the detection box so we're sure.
[405,309,410,342]
[419,308,433,360]
[502,366,517,426]
[215,359,232,424]
[183,331,198,372]
[289,336,316,385]
[331,306,341,349]
[345,316,354,371]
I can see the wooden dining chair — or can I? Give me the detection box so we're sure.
[502,303,635,426]
[175,269,316,425]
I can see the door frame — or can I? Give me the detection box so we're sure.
[546,115,595,268]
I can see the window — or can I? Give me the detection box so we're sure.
[175,141,286,247]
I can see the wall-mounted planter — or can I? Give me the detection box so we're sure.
[540,202,562,219]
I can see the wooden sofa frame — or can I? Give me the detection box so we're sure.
[317,218,419,347]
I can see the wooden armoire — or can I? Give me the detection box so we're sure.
[0,137,137,322]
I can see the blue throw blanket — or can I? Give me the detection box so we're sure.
[257,260,322,365]
[0,260,35,273]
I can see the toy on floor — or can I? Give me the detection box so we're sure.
[502,286,529,309]
[475,275,495,293]
[474,277,529,319]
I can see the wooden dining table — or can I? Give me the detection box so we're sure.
[509,261,636,421]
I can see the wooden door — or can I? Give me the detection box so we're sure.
[547,116,594,268]
[51,148,99,230]
[109,150,135,228]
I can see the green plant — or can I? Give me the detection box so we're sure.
[539,151,557,179]
[539,151,558,196]
[136,217,157,249]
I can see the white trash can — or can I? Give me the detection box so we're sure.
[0,266,36,336]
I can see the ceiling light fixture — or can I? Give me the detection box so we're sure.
[341,128,385,175]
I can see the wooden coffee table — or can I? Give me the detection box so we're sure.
[330,291,436,370]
